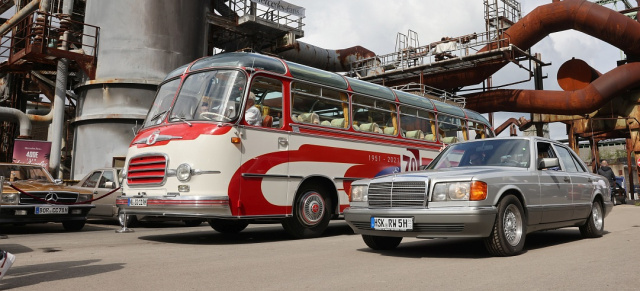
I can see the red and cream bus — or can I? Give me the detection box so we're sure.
[116,52,494,238]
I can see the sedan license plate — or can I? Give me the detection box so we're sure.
[35,206,69,214]
[371,217,413,231]
[129,198,147,207]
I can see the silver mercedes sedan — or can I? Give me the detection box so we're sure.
[344,136,613,256]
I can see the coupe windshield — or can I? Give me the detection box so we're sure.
[0,165,53,182]
[427,139,531,169]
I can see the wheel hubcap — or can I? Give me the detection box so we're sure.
[592,203,603,230]
[299,192,325,226]
[503,204,523,246]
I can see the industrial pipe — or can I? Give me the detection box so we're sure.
[393,0,640,91]
[0,107,32,138]
[0,0,40,36]
[465,62,640,115]
[277,40,378,72]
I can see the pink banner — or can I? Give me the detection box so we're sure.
[12,139,52,170]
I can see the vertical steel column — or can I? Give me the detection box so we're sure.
[48,0,73,178]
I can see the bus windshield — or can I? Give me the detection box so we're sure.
[144,70,247,127]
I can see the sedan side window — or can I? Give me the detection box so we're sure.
[98,171,116,189]
[555,146,579,172]
[536,142,560,171]
[82,171,102,188]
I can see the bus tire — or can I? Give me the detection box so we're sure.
[282,184,332,239]
[207,219,248,233]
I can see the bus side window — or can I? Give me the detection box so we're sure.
[250,77,283,128]
[399,106,436,141]
[291,82,346,127]
[352,94,395,135]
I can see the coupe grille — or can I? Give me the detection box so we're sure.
[127,155,167,185]
[368,181,427,207]
[19,191,79,204]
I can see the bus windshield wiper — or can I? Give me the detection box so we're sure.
[170,116,193,127]
[149,110,167,123]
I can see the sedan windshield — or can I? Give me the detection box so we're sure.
[427,139,531,169]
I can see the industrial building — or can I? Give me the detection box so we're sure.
[1,0,639,198]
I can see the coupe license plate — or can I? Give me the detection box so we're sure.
[35,206,69,214]
[371,217,413,231]
[129,198,148,207]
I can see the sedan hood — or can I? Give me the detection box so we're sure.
[372,166,525,182]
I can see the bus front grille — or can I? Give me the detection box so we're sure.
[127,155,167,186]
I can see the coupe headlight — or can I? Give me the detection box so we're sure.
[432,181,488,201]
[176,163,192,182]
[1,193,19,205]
[78,194,92,203]
[350,185,368,202]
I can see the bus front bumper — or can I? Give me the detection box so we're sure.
[116,195,232,218]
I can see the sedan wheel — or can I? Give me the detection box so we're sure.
[484,195,526,256]
[579,201,604,238]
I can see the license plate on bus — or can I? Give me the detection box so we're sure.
[35,206,69,214]
[129,198,148,207]
[371,217,413,231]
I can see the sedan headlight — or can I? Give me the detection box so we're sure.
[77,194,93,203]
[176,163,192,182]
[1,193,19,205]
[350,185,368,202]
[433,181,487,201]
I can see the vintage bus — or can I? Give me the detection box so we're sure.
[116,52,494,238]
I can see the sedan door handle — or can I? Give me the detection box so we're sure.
[587,178,593,183]
[564,177,571,183]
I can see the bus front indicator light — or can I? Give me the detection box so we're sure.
[231,137,241,144]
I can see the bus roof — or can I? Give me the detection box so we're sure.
[285,61,348,89]
[170,52,488,123]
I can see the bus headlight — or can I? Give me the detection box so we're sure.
[176,163,192,182]
[350,185,368,202]
[1,193,19,205]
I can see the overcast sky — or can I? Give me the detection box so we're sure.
[291,0,624,139]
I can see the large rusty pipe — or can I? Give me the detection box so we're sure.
[465,62,640,115]
[277,40,377,72]
[0,0,41,36]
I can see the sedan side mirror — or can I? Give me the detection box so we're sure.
[538,158,560,170]
[54,179,63,185]
[104,181,115,189]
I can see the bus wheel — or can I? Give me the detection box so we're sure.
[282,185,332,239]
[207,219,248,234]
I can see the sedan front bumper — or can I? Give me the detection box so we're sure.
[344,206,498,238]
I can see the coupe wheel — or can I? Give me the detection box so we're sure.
[484,195,526,256]
[62,220,86,231]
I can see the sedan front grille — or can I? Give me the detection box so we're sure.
[368,181,427,208]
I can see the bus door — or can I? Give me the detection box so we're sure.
[238,76,289,217]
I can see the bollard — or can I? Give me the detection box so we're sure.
[115,209,135,233]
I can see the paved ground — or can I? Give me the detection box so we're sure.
[1,205,639,290]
